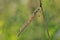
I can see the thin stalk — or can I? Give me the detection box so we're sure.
[40,0,50,40]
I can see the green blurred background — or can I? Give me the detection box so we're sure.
[0,0,60,40]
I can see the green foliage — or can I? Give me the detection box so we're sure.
[0,0,60,40]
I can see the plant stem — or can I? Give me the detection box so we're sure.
[40,0,50,40]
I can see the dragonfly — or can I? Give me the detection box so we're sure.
[17,0,50,40]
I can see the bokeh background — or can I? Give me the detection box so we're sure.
[0,0,60,40]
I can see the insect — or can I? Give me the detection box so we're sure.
[17,0,50,40]
[17,7,41,37]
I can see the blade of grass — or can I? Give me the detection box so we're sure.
[40,0,50,40]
